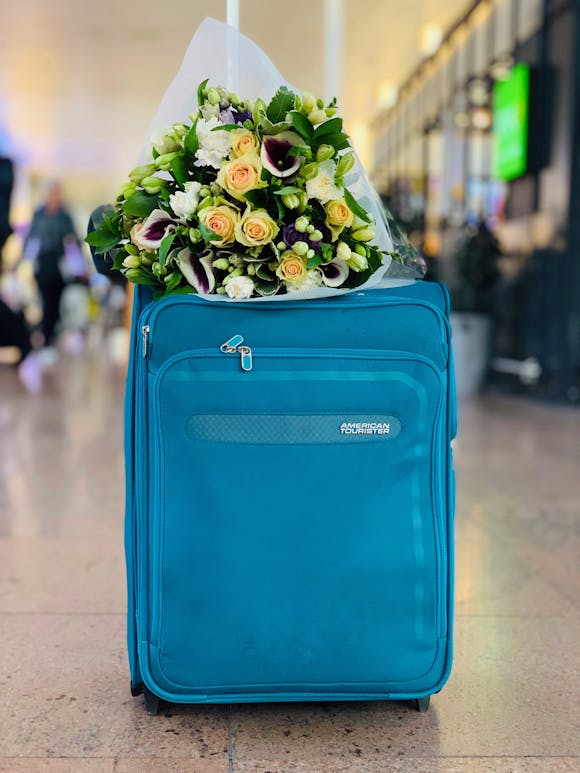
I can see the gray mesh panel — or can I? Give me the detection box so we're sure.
[185,414,402,444]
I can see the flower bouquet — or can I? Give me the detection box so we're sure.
[87,19,423,301]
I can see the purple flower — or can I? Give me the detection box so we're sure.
[281,223,332,252]
[234,110,253,124]
[282,224,301,247]
[219,108,236,124]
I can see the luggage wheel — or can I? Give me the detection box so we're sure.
[130,682,143,697]
[143,686,161,715]
[413,696,430,712]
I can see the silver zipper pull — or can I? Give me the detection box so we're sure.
[220,334,244,353]
[142,325,150,358]
[239,345,253,372]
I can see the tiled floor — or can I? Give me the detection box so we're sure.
[0,354,579,773]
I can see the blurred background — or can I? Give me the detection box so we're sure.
[1,2,579,769]
[1,0,579,401]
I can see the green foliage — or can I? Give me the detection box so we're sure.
[266,87,296,124]
[197,78,209,108]
[184,120,199,156]
[170,156,187,186]
[289,111,313,140]
[122,191,158,218]
[158,232,176,265]
[344,189,370,223]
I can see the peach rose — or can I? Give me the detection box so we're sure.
[217,153,265,200]
[230,129,260,158]
[199,205,239,246]
[235,208,279,247]
[276,251,308,285]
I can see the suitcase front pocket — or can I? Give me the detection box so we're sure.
[145,348,447,695]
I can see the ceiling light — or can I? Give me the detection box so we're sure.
[419,23,443,58]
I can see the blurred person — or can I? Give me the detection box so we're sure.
[0,156,42,393]
[23,180,80,363]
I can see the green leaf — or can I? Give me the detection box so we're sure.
[125,268,156,286]
[243,189,268,208]
[170,155,187,186]
[166,285,195,296]
[165,271,183,293]
[273,185,302,196]
[211,123,242,132]
[266,87,296,124]
[198,222,220,242]
[85,229,119,253]
[344,189,371,223]
[197,78,209,108]
[122,191,158,218]
[184,119,199,156]
[256,264,276,281]
[289,111,313,140]
[255,281,280,296]
[307,254,324,269]
[158,232,176,265]
[111,249,127,270]
[313,117,343,140]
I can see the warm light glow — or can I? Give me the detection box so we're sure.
[419,23,443,57]
[377,81,398,110]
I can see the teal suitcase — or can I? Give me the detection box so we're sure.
[124,280,456,713]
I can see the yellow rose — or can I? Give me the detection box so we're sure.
[217,153,265,200]
[235,208,279,247]
[199,205,239,246]
[276,251,308,285]
[230,129,260,158]
[324,198,353,241]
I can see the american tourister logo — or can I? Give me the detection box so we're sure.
[340,422,392,435]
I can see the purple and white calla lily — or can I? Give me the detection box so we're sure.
[175,247,216,295]
[260,131,304,178]
[130,209,175,252]
[319,258,349,288]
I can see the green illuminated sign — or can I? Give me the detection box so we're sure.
[493,63,530,181]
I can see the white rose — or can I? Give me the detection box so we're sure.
[286,269,323,292]
[305,160,343,204]
[150,126,180,155]
[169,181,202,223]
[336,241,352,261]
[225,275,255,299]
[195,117,231,169]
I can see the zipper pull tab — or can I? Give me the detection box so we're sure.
[220,334,244,353]
[239,346,253,372]
[142,325,150,358]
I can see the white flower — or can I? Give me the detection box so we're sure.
[305,160,343,204]
[225,275,255,299]
[195,117,231,169]
[286,269,323,292]
[169,181,203,223]
[336,241,352,261]
[150,126,180,155]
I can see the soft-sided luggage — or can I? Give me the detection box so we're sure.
[124,280,456,714]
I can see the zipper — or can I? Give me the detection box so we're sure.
[220,335,253,371]
[142,325,150,358]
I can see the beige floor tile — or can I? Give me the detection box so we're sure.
[232,758,580,772]
[0,613,229,761]
[0,761,114,772]
[229,617,580,765]
[0,538,125,614]
[114,759,229,772]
